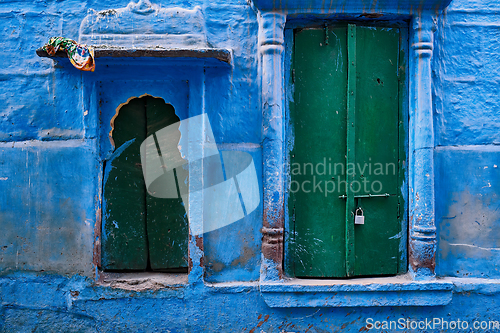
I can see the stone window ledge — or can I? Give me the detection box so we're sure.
[205,281,259,294]
[260,274,454,307]
[96,271,188,292]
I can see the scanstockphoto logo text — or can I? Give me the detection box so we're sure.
[365,317,500,331]
[289,158,397,197]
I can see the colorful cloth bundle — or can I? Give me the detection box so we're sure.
[42,37,95,72]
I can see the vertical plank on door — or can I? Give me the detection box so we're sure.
[291,27,348,278]
[102,98,148,271]
[145,96,189,271]
[345,24,357,277]
[353,27,402,276]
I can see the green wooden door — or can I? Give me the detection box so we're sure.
[102,96,188,272]
[289,24,406,278]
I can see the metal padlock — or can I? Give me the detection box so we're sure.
[355,208,365,225]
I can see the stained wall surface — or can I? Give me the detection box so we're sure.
[434,0,500,278]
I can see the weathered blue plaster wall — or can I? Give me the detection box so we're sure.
[434,0,500,278]
[435,147,500,278]
[0,140,97,276]
[0,0,500,331]
[2,273,500,332]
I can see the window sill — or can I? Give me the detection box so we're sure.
[96,271,188,292]
[260,274,453,307]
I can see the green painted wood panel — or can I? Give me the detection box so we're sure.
[353,196,400,275]
[290,24,405,278]
[103,98,148,271]
[353,27,402,276]
[354,27,400,197]
[145,96,188,271]
[291,27,348,278]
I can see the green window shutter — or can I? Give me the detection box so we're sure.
[290,24,406,278]
[102,96,188,272]
[144,96,189,271]
[102,98,148,271]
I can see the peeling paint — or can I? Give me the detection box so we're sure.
[93,208,102,269]
[195,235,204,252]
[231,245,256,267]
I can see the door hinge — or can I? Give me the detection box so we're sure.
[397,202,401,218]
[292,69,296,83]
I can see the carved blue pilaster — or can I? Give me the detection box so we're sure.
[259,11,286,282]
[409,14,438,280]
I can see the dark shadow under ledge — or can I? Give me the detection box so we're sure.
[36,47,232,65]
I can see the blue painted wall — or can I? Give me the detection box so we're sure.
[434,0,500,279]
[0,0,499,331]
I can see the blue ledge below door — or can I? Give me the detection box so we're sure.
[259,274,454,307]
